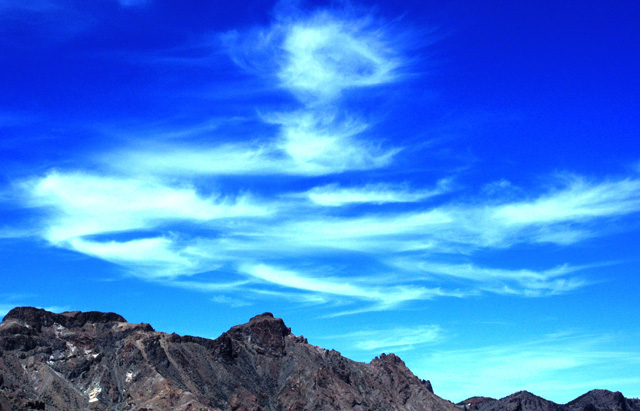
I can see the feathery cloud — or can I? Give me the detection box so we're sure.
[416,263,589,297]
[12,168,640,306]
[276,12,399,102]
[22,171,270,244]
[240,263,457,309]
[300,179,451,206]
[326,325,443,352]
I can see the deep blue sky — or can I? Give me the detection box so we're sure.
[1,0,639,403]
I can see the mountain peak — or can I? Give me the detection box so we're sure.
[228,312,292,356]
[567,389,637,411]
[249,311,275,321]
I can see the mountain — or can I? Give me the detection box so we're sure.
[462,391,566,411]
[0,307,455,411]
[1,307,638,411]
[460,390,640,411]
[566,390,640,411]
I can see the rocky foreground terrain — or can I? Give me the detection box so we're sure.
[0,307,637,411]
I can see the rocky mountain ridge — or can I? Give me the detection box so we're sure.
[0,307,637,411]
[459,389,640,411]
[0,307,451,411]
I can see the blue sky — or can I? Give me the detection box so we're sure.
[1,0,640,403]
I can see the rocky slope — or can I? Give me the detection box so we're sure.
[0,307,455,411]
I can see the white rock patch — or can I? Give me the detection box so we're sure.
[87,385,102,403]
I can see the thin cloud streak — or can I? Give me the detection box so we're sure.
[104,126,397,178]
[416,263,590,297]
[69,237,203,279]
[300,179,451,206]
[492,176,640,226]
[240,263,459,309]
[326,325,443,352]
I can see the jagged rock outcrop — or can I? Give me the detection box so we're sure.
[0,307,456,411]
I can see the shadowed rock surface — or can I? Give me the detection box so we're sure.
[0,307,456,411]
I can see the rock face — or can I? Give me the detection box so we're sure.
[0,307,456,411]
[461,390,640,411]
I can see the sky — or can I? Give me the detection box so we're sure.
[1,0,639,404]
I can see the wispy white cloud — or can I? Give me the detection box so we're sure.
[11,168,640,305]
[15,171,272,277]
[240,263,460,309]
[268,109,397,174]
[163,279,250,293]
[415,262,590,297]
[491,176,640,226]
[257,175,640,256]
[22,170,270,244]
[326,324,442,352]
[210,295,253,308]
[276,11,400,102]
[105,131,396,178]
[248,288,332,305]
[223,7,401,104]
[306,175,640,251]
[300,179,451,206]
[69,237,204,278]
